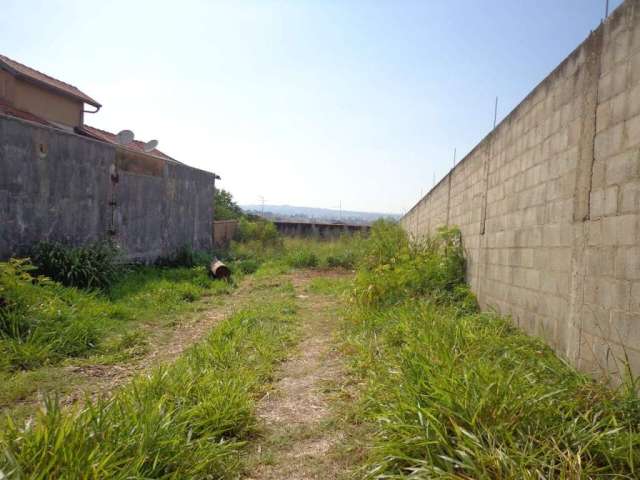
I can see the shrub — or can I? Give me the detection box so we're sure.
[353,222,475,308]
[359,219,409,271]
[235,218,281,247]
[286,249,318,268]
[31,240,122,290]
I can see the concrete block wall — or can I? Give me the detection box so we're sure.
[401,0,640,381]
[0,114,215,263]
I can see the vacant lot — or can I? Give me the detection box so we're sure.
[1,222,638,478]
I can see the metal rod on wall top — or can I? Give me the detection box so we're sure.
[605,0,610,18]
[493,96,499,129]
[453,147,457,167]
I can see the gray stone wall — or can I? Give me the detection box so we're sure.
[0,114,215,263]
[401,0,640,382]
[273,221,370,238]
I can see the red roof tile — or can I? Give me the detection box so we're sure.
[0,54,101,108]
[79,125,178,163]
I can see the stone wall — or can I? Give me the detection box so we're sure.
[0,114,215,263]
[401,0,640,381]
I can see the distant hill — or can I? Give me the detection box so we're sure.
[241,204,401,225]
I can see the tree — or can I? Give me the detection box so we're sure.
[213,188,244,220]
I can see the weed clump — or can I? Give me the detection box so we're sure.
[286,249,319,268]
[353,220,475,310]
[31,240,122,291]
[235,218,282,246]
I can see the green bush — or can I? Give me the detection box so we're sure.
[353,222,474,308]
[286,249,319,268]
[235,218,281,247]
[31,240,122,291]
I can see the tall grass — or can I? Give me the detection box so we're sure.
[228,224,367,273]
[343,221,640,478]
[0,288,298,479]
[0,259,230,372]
[30,240,122,290]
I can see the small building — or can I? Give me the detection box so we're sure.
[0,53,215,262]
[0,53,100,131]
[0,54,173,160]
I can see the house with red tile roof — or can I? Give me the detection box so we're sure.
[0,53,175,162]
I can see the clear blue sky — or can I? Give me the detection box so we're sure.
[1,0,622,214]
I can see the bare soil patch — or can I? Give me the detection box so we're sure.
[60,278,260,406]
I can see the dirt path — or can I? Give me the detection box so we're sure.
[61,276,257,406]
[246,271,354,480]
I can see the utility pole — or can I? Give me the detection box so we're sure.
[258,195,265,217]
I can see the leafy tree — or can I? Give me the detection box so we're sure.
[214,188,244,220]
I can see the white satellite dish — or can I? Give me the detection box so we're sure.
[143,139,159,153]
[116,129,135,146]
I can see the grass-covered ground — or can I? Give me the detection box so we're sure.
[0,260,232,417]
[1,277,299,478]
[1,220,638,478]
[340,222,640,478]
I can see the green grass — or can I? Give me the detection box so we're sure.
[0,262,232,373]
[226,232,366,273]
[344,301,640,478]
[0,282,299,479]
[307,276,352,296]
[0,261,234,421]
[340,222,640,478]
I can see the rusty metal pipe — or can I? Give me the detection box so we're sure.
[209,258,231,280]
